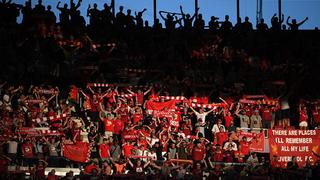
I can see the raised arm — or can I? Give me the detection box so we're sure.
[298,17,308,26]
[189,106,198,114]
[159,11,166,20]
[144,87,152,96]
[56,2,62,11]
[286,16,292,26]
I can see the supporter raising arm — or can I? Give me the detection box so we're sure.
[190,106,215,124]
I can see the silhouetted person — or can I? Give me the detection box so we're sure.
[256,18,268,31]
[69,0,82,26]
[153,18,162,31]
[71,10,85,34]
[194,13,205,31]
[233,17,242,31]
[179,6,198,30]
[286,16,308,31]
[45,5,56,26]
[125,9,135,30]
[271,13,284,31]
[21,0,32,26]
[100,3,113,27]
[87,3,100,27]
[208,16,219,31]
[135,8,147,29]
[159,11,178,31]
[56,2,70,28]
[220,15,233,31]
[33,0,45,14]
[242,16,253,31]
[116,6,126,29]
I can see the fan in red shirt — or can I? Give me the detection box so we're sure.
[122,142,134,158]
[239,136,251,157]
[192,141,206,162]
[22,139,34,159]
[261,106,272,128]
[132,108,144,124]
[299,105,308,130]
[313,106,320,125]
[213,144,224,162]
[99,139,110,160]
[113,118,125,135]
[224,110,234,128]
[215,126,228,146]
[127,87,152,106]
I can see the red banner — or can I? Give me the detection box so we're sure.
[145,100,176,111]
[18,127,62,136]
[239,131,265,153]
[268,130,320,168]
[63,141,90,163]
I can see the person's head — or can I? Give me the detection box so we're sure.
[242,136,247,142]
[93,3,97,9]
[63,3,68,9]
[225,15,229,21]
[292,19,297,24]
[127,9,131,15]
[217,119,222,125]
[38,0,42,5]
[137,160,142,166]
[47,5,52,11]
[198,14,203,19]
[228,137,233,142]
[170,143,176,149]
[186,14,191,19]
[50,169,56,175]
[245,16,249,22]
[199,108,204,113]
[119,6,123,12]
[260,18,264,23]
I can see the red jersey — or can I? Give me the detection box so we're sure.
[133,114,143,124]
[85,164,98,174]
[113,119,124,135]
[103,119,114,132]
[123,144,134,157]
[216,132,228,146]
[22,143,34,158]
[224,116,233,127]
[213,150,224,162]
[192,146,206,161]
[300,111,308,122]
[262,109,272,121]
[313,111,320,123]
[99,144,110,158]
[239,141,251,155]
[136,93,144,105]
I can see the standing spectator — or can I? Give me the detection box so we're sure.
[250,110,262,131]
[261,106,272,129]
[223,137,238,152]
[192,141,206,162]
[299,105,308,130]
[21,139,34,166]
[235,104,250,129]
[99,138,110,162]
[211,119,225,135]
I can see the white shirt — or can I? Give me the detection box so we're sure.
[195,112,209,124]
[223,141,238,151]
[8,140,18,154]
[211,124,225,134]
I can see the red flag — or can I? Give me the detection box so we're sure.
[145,100,176,111]
[63,141,90,163]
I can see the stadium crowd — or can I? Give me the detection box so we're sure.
[1,0,320,179]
